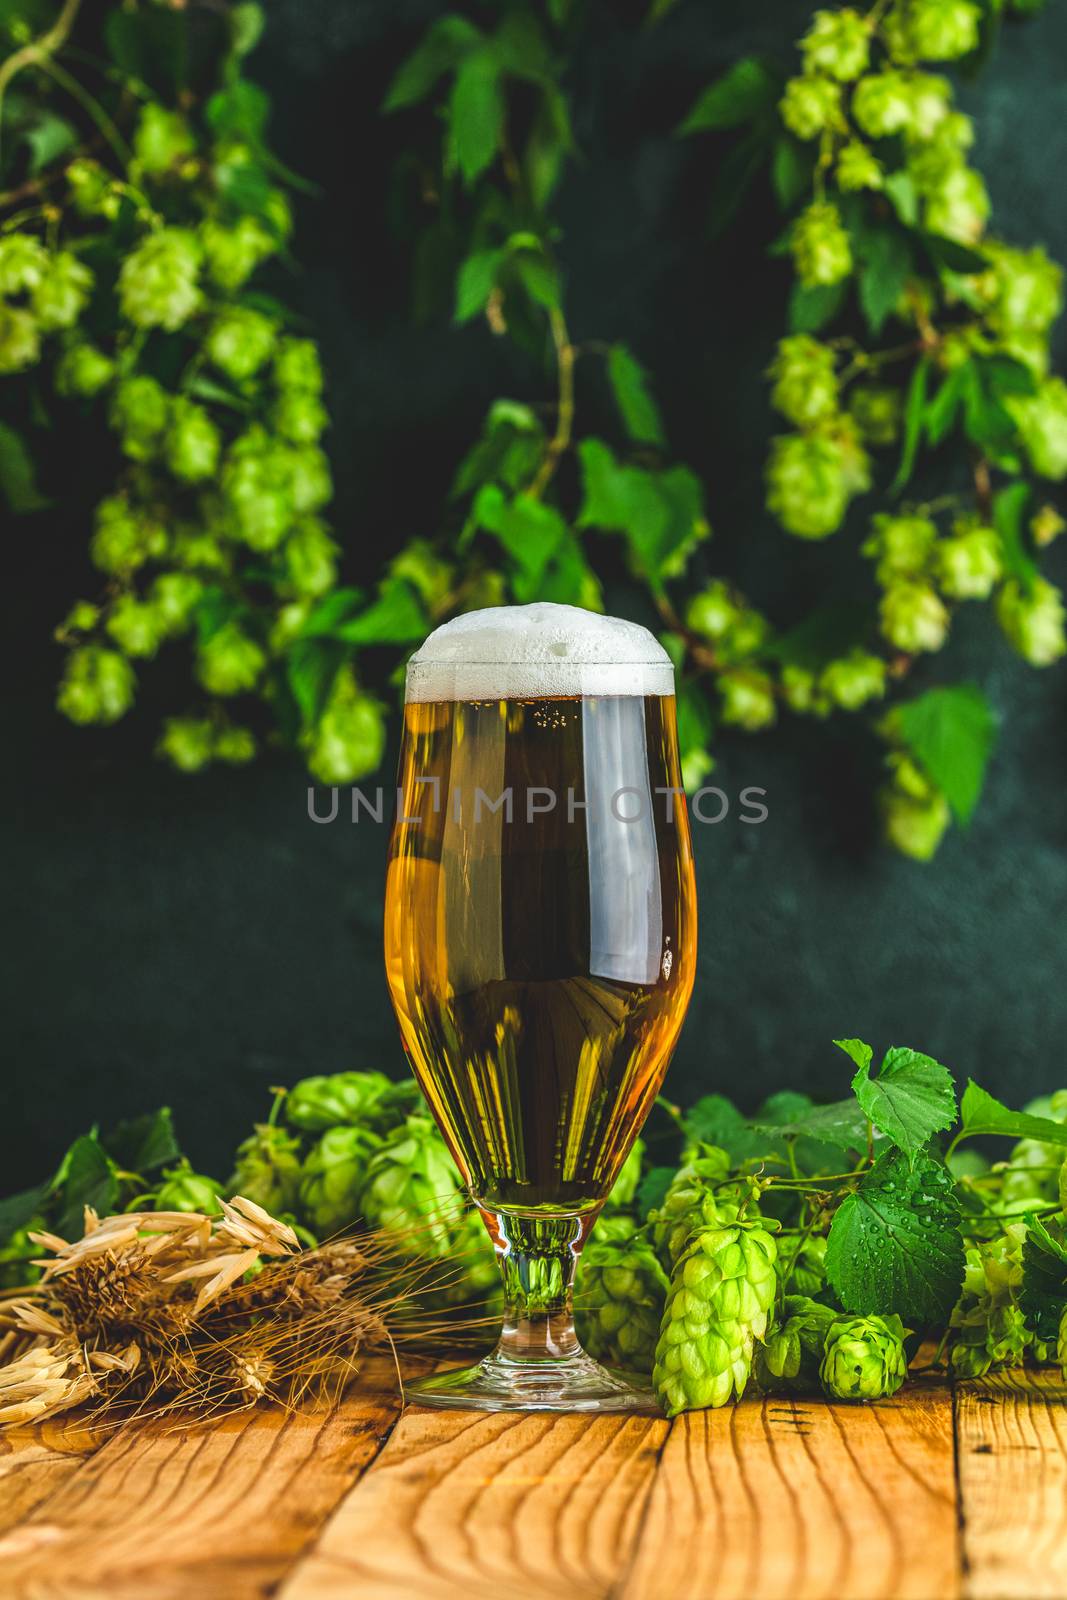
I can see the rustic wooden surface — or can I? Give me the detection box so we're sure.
[0,1357,1064,1600]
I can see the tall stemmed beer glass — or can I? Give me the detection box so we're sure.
[384,603,697,1412]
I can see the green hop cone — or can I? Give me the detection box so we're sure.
[0,305,40,373]
[215,725,256,765]
[686,581,738,642]
[779,75,842,142]
[285,518,339,597]
[228,1122,303,1215]
[150,571,203,635]
[576,1233,669,1374]
[755,1295,837,1394]
[790,201,852,288]
[848,385,900,445]
[819,1313,909,1401]
[57,646,135,725]
[154,1160,223,1214]
[158,717,215,773]
[133,103,196,175]
[766,426,869,540]
[165,399,222,484]
[879,582,950,653]
[222,429,296,551]
[201,215,276,291]
[800,8,870,80]
[984,242,1063,338]
[196,622,267,696]
[274,337,324,393]
[299,1125,384,1236]
[893,0,981,62]
[718,668,777,732]
[649,1149,733,1269]
[836,140,884,193]
[105,595,165,659]
[996,576,1067,667]
[119,227,202,330]
[1008,377,1067,481]
[863,513,937,585]
[653,1208,778,1415]
[1032,505,1066,548]
[934,523,1002,601]
[949,1223,1037,1375]
[67,158,116,218]
[880,769,951,860]
[306,671,386,784]
[781,664,831,717]
[924,164,989,245]
[768,335,839,427]
[852,70,914,138]
[358,1113,465,1257]
[56,342,115,398]
[274,391,329,445]
[602,1137,645,1211]
[285,1070,398,1132]
[110,375,170,462]
[286,445,333,514]
[819,650,887,711]
[32,251,93,331]
[205,307,277,382]
[0,232,49,293]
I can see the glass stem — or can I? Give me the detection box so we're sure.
[484,1211,591,1364]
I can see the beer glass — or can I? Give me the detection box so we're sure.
[384,602,697,1411]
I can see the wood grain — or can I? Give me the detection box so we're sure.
[0,1356,403,1600]
[956,1366,1067,1600]
[617,1378,959,1600]
[278,1405,669,1600]
[0,1414,102,1538]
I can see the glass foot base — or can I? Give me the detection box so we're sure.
[406,1350,661,1415]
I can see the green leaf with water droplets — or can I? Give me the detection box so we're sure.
[826,1149,964,1324]
[849,1046,957,1162]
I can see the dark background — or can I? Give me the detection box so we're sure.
[4,0,1067,1190]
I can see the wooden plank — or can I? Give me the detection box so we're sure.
[0,1356,403,1599]
[0,1414,103,1538]
[957,1366,1067,1600]
[618,1379,959,1600]
[278,1406,668,1600]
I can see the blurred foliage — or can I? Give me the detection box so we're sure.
[0,0,1063,853]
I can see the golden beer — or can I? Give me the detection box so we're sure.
[385,693,696,1213]
[383,603,697,1412]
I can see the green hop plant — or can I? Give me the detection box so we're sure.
[934,522,1002,600]
[228,1122,303,1215]
[779,75,843,142]
[1008,377,1067,480]
[56,645,135,725]
[299,1125,384,1236]
[790,201,852,287]
[55,342,115,398]
[305,670,386,784]
[819,1313,909,1400]
[165,399,222,483]
[358,1113,466,1256]
[996,576,1067,666]
[576,1233,669,1372]
[118,227,202,330]
[133,103,196,176]
[755,1294,837,1393]
[949,1223,1037,1375]
[153,1160,223,1214]
[31,251,93,330]
[105,595,165,658]
[820,650,887,710]
[205,307,277,381]
[648,1147,734,1268]
[769,335,839,426]
[800,8,870,80]
[196,622,266,696]
[718,668,777,731]
[653,1203,778,1415]
[602,1137,646,1211]
[110,376,170,462]
[285,1070,399,1132]
[0,304,40,373]
[999,1092,1067,1206]
[880,581,950,653]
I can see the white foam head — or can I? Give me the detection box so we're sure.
[405,602,675,702]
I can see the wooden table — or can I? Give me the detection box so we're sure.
[1,1358,1065,1599]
